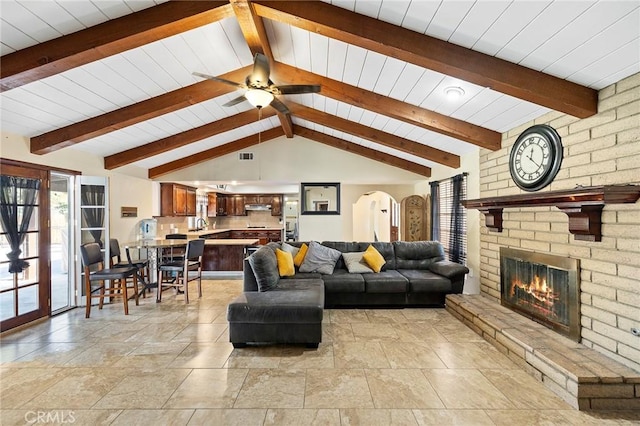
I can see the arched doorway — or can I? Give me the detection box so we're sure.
[352,191,399,242]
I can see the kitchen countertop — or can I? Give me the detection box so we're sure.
[123,238,260,248]
[179,228,284,238]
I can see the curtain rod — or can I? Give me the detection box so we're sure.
[429,172,468,186]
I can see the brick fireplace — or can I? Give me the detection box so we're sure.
[500,248,580,342]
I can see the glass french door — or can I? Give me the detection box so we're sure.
[0,163,50,332]
[50,172,75,313]
[76,176,109,306]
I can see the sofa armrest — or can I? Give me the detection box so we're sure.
[243,258,259,292]
[428,261,469,279]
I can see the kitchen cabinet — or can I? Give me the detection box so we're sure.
[160,183,197,216]
[258,195,272,204]
[207,193,217,217]
[186,188,197,215]
[244,195,258,204]
[231,229,282,243]
[270,195,282,216]
[229,195,246,216]
[216,195,228,216]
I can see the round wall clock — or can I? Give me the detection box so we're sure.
[509,124,563,192]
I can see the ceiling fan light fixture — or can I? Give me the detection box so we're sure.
[444,86,465,100]
[245,89,274,108]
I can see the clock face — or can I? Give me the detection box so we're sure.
[509,125,562,192]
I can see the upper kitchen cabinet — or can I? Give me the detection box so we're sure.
[207,193,217,217]
[270,195,283,216]
[160,183,197,216]
[216,194,228,216]
[229,195,246,216]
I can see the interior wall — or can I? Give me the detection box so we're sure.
[157,135,426,184]
[1,132,154,245]
[352,191,394,242]
[477,72,640,371]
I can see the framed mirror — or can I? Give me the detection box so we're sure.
[301,183,340,215]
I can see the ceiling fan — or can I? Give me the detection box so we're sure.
[193,53,320,114]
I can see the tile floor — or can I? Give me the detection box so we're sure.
[1,279,639,425]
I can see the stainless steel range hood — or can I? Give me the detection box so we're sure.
[245,204,272,211]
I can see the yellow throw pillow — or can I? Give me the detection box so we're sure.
[293,243,308,267]
[362,244,385,273]
[276,248,295,277]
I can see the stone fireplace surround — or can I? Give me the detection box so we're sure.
[446,294,640,411]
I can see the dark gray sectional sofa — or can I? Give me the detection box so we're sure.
[226,240,469,348]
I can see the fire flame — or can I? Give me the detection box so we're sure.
[510,275,557,305]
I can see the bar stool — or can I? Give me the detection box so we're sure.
[80,242,139,318]
[109,238,149,297]
[157,238,205,304]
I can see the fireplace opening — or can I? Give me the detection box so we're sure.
[500,248,580,342]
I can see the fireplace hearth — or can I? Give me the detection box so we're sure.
[500,248,580,341]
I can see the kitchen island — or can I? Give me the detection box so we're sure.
[123,238,260,276]
[183,227,284,244]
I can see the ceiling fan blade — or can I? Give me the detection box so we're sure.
[193,72,245,89]
[269,98,290,115]
[222,95,248,107]
[275,84,321,95]
[247,53,271,87]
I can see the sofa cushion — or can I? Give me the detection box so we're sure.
[293,243,309,267]
[276,248,295,277]
[399,269,452,293]
[355,242,396,271]
[393,241,445,270]
[322,242,363,270]
[299,241,342,275]
[247,247,279,292]
[280,242,300,258]
[322,269,365,293]
[227,282,324,324]
[342,252,374,274]
[282,272,323,280]
[363,244,386,273]
[362,270,408,293]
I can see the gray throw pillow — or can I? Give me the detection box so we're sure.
[247,247,279,291]
[280,242,300,258]
[299,241,342,275]
[342,252,374,273]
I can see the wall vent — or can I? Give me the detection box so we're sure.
[238,152,254,160]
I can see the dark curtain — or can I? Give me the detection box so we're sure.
[81,185,105,246]
[449,174,466,264]
[0,176,41,273]
[429,181,440,241]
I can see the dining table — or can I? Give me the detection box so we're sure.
[122,238,260,301]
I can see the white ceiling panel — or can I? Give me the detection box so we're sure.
[1,0,638,182]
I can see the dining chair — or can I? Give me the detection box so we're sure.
[109,238,149,297]
[80,242,139,318]
[157,238,205,304]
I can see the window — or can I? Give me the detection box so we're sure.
[430,174,467,265]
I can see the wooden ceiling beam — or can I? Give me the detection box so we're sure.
[148,126,284,179]
[272,62,500,151]
[287,102,460,168]
[295,126,431,178]
[254,1,598,118]
[105,109,275,170]
[231,0,293,137]
[1,1,233,91]
[30,66,251,155]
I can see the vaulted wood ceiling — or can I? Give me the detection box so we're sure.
[1,0,635,181]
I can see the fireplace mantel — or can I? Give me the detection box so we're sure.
[462,185,640,242]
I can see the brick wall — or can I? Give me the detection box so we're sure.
[478,72,640,371]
